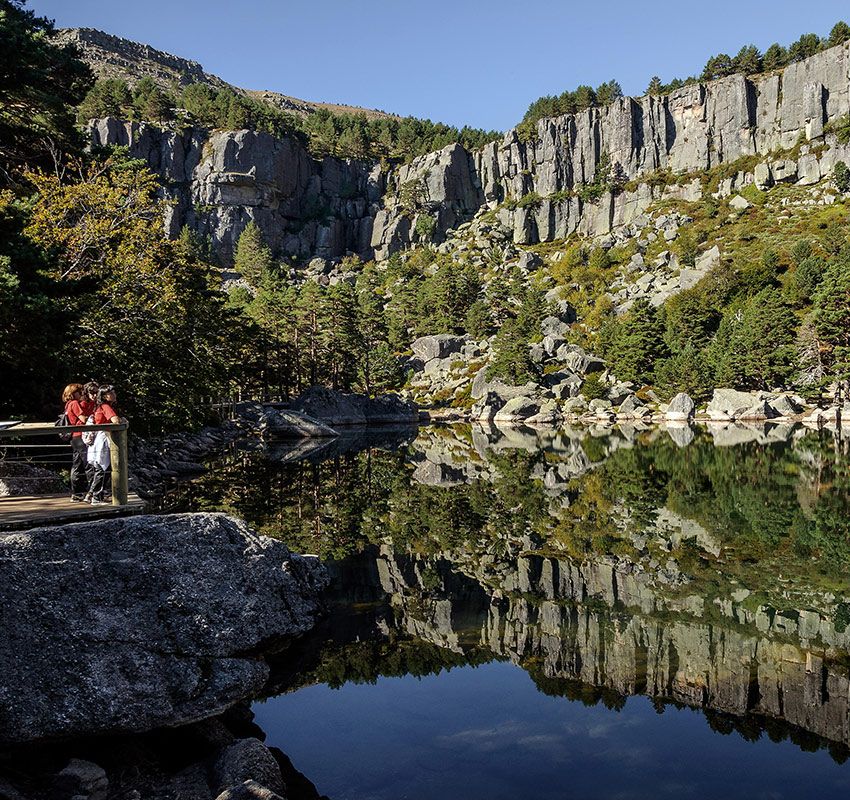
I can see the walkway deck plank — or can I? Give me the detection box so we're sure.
[0,493,147,531]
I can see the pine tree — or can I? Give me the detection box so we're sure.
[132,77,174,123]
[828,21,850,47]
[385,268,423,351]
[663,290,720,352]
[233,221,274,287]
[813,256,850,380]
[574,85,597,110]
[833,162,850,193]
[487,289,545,384]
[701,54,734,81]
[77,78,132,123]
[366,343,402,394]
[655,344,714,401]
[733,45,762,75]
[176,225,210,261]
[762,43,788,71]
[337,119,370,159]
[1,0,92,179]
[709,289,796,388]
[356,267,391,395]
[793,256,827,303]
[465,300,492,339]
[646,76,663,96]
[488,317,534,383]
[249,274,298,399]
[595,80,622,106]
[322,282,360,390]
[296,281,325,388]
[789,33,822,62]
[602,298,668,384]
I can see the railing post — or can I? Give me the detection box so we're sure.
[109,424,129,506]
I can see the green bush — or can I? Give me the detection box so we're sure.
[580,373,608,400]
[834,161,850,192]
[414,213,437,239]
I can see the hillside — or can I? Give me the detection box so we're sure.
[57,27,397,120]
[61,24,850,412]
[4,2,850,430]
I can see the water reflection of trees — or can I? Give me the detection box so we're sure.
[181,423,850,761]
[183,425,850,596]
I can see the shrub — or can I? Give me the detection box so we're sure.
[655,345,714,401]
[580,373,608,400]
[793,256,827,302]
[826,115,850,145]
[414,213,437,239]
[834,161,850,193]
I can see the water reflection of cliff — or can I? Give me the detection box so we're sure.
[189,422,850,756]
[364,546,850,756]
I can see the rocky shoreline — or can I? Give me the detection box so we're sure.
[129,388,419,499]
[125,383,846,502]
[1,702,328,800]
[0,512,330,800]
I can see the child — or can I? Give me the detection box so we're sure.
[86,385,122,505]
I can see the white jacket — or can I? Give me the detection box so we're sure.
[87,431,111,470]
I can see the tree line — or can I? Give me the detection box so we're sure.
[76,77,501,163]
[648,21,850,94]
[517,80,623,140]
[518,21,850,134]
[596,232,850,400]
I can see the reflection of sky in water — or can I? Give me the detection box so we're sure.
[187,425,850,796]
[255,661,850,800]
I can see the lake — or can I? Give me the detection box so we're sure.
[176,421,850,799]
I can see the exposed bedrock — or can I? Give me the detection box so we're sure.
[91,42,850,261]
[0,513,328,744]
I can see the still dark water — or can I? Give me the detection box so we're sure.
[179,422,850,799]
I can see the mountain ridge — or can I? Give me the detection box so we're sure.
[57,27,398,122]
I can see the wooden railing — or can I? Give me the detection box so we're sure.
[0,422,129,506]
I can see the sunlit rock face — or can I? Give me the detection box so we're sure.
[88,42,850,261]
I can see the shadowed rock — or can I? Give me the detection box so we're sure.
[0,462,67,497]
[290,387,418,426]
[0,513,327,744]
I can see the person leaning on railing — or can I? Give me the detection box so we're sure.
[61,382,95,502]
[85,384,126,506]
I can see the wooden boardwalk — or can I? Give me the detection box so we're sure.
[0,419,139,531]
[0,493,147,531]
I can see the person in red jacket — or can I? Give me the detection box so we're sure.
[62,383,94,502]
[86,384,125,505]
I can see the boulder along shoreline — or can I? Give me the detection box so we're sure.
[0,512,330,800]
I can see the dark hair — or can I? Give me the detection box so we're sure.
[97,384,115,405]
[83,381,99,397]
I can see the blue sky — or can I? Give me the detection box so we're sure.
[32,0,847,131]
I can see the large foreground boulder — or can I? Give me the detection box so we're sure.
[0,513,328,744]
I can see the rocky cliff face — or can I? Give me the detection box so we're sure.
[89,42,850,264]
[91,118,383,260]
